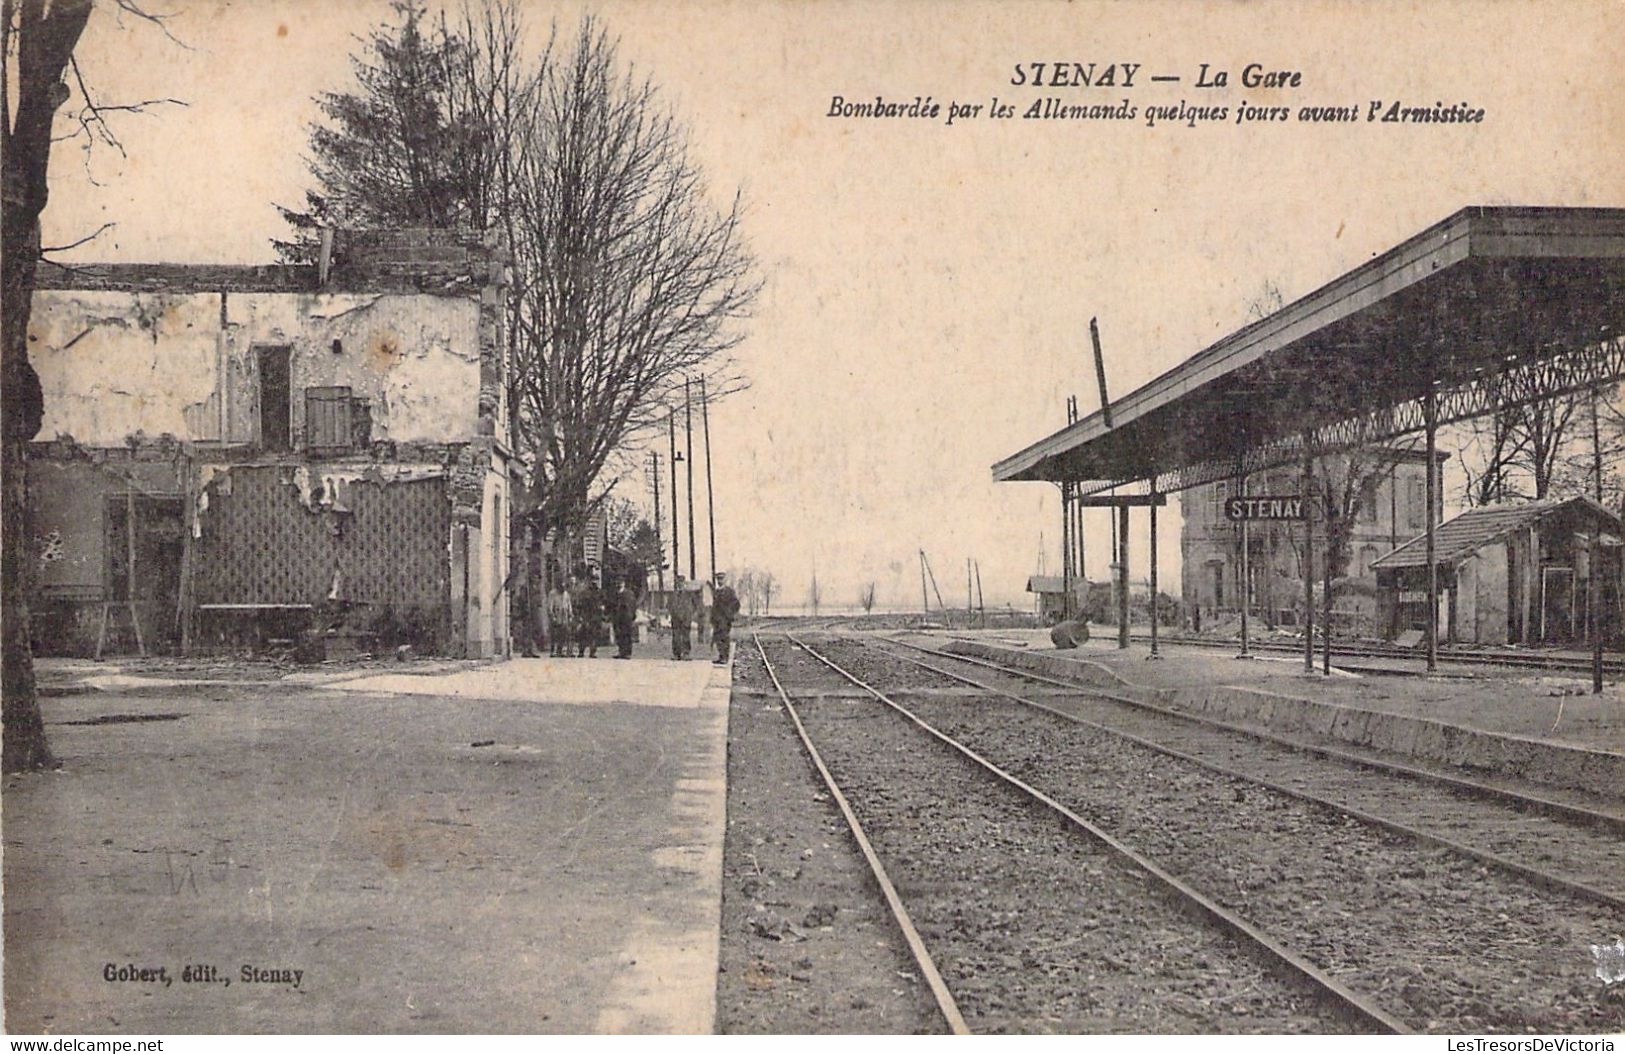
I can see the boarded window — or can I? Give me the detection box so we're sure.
[305,386,353,452]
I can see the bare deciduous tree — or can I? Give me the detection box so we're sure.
[508,17,758,548]
[734,568,757,616]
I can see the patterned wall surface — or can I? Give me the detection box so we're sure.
[193,465,449,609]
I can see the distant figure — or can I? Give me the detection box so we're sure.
[547,580,573,657]
[1050,618,1089,650]
[612,578,639,660]
[711,572,741,665]
[575,575,604,658]
[669,575,697,660]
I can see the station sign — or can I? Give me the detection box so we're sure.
[1224,495,1309,521]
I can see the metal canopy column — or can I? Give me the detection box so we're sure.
[1149,495,1161,659]
[1061,482,1073,619]
[1237,463,1251,659]
[1117,504,1130,649]
[1424,390,1439,673]
[1591,385,1605,695]
[1302,449,1315,674]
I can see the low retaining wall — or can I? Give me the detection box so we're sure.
[944,641,1625,800]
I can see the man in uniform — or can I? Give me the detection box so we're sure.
[547,578,573,657]
[710,572,741,665]
[575,572,604,658]
[668,574,696,660]
[611,578,639,659]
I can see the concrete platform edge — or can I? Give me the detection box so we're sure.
[590,659,731,1034]
[945,641,1625,800]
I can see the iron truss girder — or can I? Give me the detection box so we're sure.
[1073,335,1625,497]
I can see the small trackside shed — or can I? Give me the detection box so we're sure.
[1372,496,1623,646]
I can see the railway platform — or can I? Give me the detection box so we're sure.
[912,628,1624,798]
[7,644,731,1034]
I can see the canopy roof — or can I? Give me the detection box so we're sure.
[993,206,1625,491]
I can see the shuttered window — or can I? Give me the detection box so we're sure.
[305,387,353,453]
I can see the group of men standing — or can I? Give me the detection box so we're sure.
[539,570,740,665]
[544,574,641,660]
[667,573,741,665]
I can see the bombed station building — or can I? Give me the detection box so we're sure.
[26,228,514,659]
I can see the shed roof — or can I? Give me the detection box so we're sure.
[1026,575,1088,594]
[1371,496,1624,570]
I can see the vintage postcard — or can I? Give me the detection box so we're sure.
[4,0,1622,1040]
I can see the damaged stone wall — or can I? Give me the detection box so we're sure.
[29,291,221,443]
[30,288,482,447]
[30,443,189,598]
[28,228,513,658]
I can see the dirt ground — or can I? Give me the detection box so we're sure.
[4,669,714,1034]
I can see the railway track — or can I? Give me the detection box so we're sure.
[752,633,1406,1034]
[873,633,1625,905]
[760,631,1625,1033]
[1110,631,1625,677]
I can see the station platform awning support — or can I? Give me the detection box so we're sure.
[994,206,1625,676]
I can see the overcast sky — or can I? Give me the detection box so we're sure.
[43,0,1625,611]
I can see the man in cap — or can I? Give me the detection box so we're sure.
[710,572,741,665]
[668,574,697,660]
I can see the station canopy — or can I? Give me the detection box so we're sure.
[992,206,1625,496]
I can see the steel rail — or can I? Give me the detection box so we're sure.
[857,636,1625,913]
[1106,632,1625,676]
[782,633,1411,1035]
[892,636,1625,833]
[751,634,971,1036]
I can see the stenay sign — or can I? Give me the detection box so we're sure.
[1224,496,1310,521]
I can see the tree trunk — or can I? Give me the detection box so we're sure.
[3,0,96,771]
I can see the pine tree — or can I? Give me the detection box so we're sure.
[274,1,499,261]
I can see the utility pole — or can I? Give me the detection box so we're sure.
[701,376,717,582]
[685,378,696,581]
[669,412,681,582]
[650,451,665,593]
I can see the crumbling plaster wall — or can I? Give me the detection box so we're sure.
[31,290,219,442]
[30,289,481,447]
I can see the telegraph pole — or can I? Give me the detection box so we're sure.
[685,379,697,581]
[701,376,717,582]
[668,412,681,581]
[650,451,665,593]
